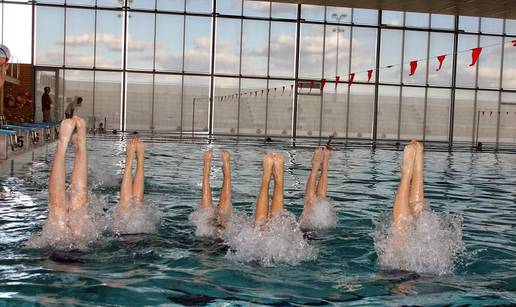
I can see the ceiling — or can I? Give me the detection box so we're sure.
[269,0,516,19]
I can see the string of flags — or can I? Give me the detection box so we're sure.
[213,39,516,102]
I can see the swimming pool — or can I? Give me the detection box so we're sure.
[0,137,515,305]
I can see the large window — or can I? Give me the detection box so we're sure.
[23,0,516,146]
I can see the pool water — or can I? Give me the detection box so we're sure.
[0,138,515,305]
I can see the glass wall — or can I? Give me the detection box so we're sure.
[2,0,514,146]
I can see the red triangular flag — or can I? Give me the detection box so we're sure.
[512,40,516,46]
[469,47,482,67]
[348,73,355,86]
[409,60,418,76]
[321,79,326,91]
[298,82,304,89]
[309,81,314,93]
[290,84,293,96]
[335,76,340,89]
[282,86,285,95]
[436,55,446,71]
[367,70,373,82]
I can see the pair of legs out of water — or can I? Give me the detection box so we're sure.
[200,146,331,227]
[49,116,145,235]
[392,139,425,236]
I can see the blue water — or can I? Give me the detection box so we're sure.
[0,138,515,305]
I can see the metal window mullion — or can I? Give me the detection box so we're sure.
[92,2,97,124]
[208,0,217,135]
[292,3,301,139]
[318,6,326,140]
[265,2,272,136]
[396,13,406,141]
[495,21,506,147]
[150,0,157,131]
[372,10,382,143]
[448,15,459,147]
[471,18,481,145]
[236,0,243,136]
[422,15,431,142]
[180,5,186,136]
[31,1,36,121]
[344,9,354,141]
[121,4,129,131]
[344,27,353,140]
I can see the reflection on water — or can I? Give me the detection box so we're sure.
[0,139,515,305]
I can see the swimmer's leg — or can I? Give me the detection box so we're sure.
[200,149,213,209]
[300,147,323,223]
[70,116,89,210]
[255,153,274,223]
[119,139,135,210]
[270,153,285,217]
[49,119,75,217]
[132,138,145,204]
[316,147,331,199]
[409,141,425,219]
[218,150,232,224]
[392,142,416,233]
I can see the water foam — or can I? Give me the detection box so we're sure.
[113,200,161,235]
[300,198,336,230]
[189,206,216,237]
[222,211,317,266]
[27,194,108,250]
[372,207,464,275]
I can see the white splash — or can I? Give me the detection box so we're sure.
[300,197,336,230]
[113,200,161,235]
[372,208,465,275]
[189,206,216,237]
[27,194,108,249]
[223,211,317,266]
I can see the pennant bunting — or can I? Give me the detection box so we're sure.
[348,73,355,86]
[321,79,326,91]
[261,89,264,96]
[513,40,516,46]
[290,84,294,96]
[298,82,304,89]
[367,70,373,82]
[469,47,482,67]
[309,80,314,93]
[409,60,418,76]
[436,55,446,71]
[282,86,285,95]
[335,76,340,89]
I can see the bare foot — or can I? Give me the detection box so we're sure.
[59,118,76,145]
[126,139,136,160]
[134,138,144,158]
[221,150,231,175]
[322,147,331,171]
[262,153,274,180]
[312,147,324,169]
[203,149,213,164]
[414,141,424,172]
[271,153,285,182]
[402,142,416,178]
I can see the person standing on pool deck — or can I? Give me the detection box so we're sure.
[116,138,145,216]
[254,152,285,225]
[392,139,425,240]
[299,146,333,229]
[0,44,10,87]
[48,116,91,238]
[65,97,83,119]
[42,87,53,122]
[200,149,233,226]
